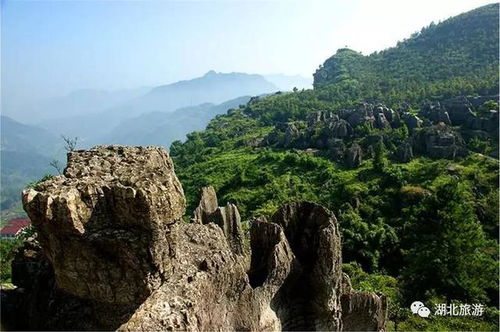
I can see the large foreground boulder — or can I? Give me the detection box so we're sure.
[2,145,387,331]
[22,146,186,305]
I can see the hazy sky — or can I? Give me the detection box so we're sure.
[1,0,495,111]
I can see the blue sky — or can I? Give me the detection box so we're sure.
[1,0,495,111]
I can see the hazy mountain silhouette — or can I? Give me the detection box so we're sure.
[98,96,252,147]
[38,71,278,142]
[1,116,62,209]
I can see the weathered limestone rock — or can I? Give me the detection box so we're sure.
[346,107,375,128]
[394,142,413,163]
[328,138,346,163]
[268,202,343,331]
[345,143,363,168]
[421,103,452,125]
[341,292,388,332]
[374,112,391,129]
[284,123,300,147]
[308,111,339,125]
[401,113,423,130]
[3,145,387,331]
[119,222,257,331]
[1,237,100,330]
[192,186,218,223]
[382,107,400,124]
[441,97,475,125]
[192,186,244,255]
[413,124,467,159]
[22,146,186,305]
[330,119,353,138]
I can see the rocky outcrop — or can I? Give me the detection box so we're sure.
[401,113,422,130]
[2,146,387,331]
[393,142,413,163]
[330,119,353,138]
[345,143,363,168]
[266,202,343,331]
[308,111,339,125]
[346,107,375,128]
[1,236,105,331]
[193,186,219,223]
[339,271,387,331]
[413,123,467,159]
[284,123,300,147]
[374,112,391,129]
[421,102,452,125]
[441,97,475,125]
[329,138,346,162]
[22,146,185,306]
[382,106,400,124]
[341,292,388,332]
[192,186,244,255]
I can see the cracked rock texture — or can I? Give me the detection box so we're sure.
[192,186,244,255]
[2,145,387,331]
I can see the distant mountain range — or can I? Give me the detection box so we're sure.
[0,116,63,210]
[1,71,309,211]
[34,71,298,142]
[22,87,151,123]
[98,96,252,147]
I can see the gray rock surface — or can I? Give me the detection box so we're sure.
[347,107,375,127]
[413,124,467,159]
[341,292,388,332]
[193,187,245,255]
[401,113,423,130]
[23,146,186,305]
[374,112,391,129]
[192,186,218,223]
[330,119,353,138]
[267,202,343,331]
[394,142,413,163]
[345,143,363,168]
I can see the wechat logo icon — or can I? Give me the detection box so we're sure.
[411,301,431,318]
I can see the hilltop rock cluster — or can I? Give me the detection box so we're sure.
[262,96,498,166]
[1,146,387,331]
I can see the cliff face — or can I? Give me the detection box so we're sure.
[2,146,387,331]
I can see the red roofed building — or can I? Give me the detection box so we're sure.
[0,218,30,239]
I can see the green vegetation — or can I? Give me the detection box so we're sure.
[314,4,499,108]
[0,225,35,283]
[171,4,499,330]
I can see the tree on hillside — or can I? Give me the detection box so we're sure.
[400,177,497,303]
[373,139,388,171]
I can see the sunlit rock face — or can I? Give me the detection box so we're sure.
[22,146,186,305]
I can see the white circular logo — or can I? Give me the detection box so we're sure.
[418,306,431,318]
[410,301,425,314]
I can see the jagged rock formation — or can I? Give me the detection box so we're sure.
[265,202,343,330]
[260,96,500,166]
[341,292,388,332]
[192,186,218,223]
[413,123,467,159]
[192,186,244,255]
[2,146,387,331]
[394,142,413,163]
[345,143,363,168]
[22,146,186,306]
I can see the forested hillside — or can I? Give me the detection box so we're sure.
[0,116,61,211]
[313,3,498,106]
[170,4,499,330]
